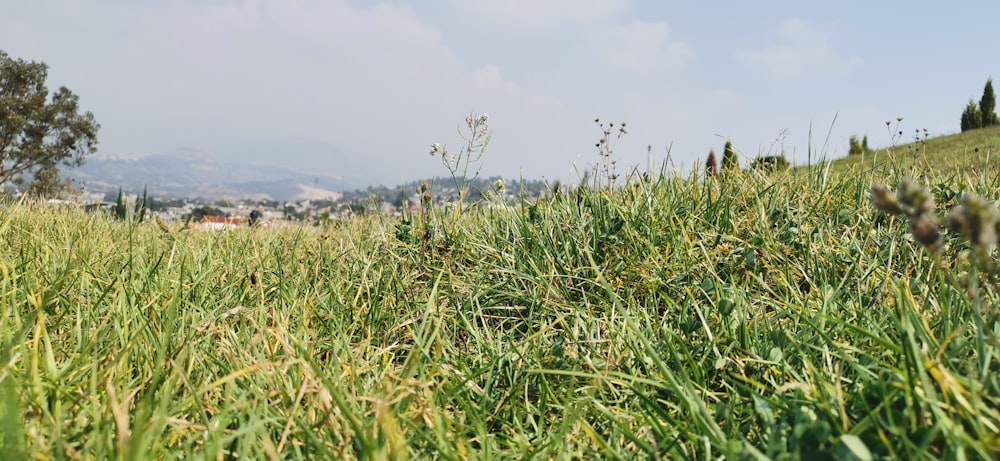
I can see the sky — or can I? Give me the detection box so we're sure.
[3,1,1000,187]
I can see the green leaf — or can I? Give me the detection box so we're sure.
[834,435,872,461]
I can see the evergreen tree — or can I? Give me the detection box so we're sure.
[961,99,982,132]
[981,78,999,127]
[722,141,738,171]
[114,187,128,220]
[705,150,718,177]
[133,186,148,223]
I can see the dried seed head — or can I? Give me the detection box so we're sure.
[948,194,999,248]
[156,216,172,234]
[909,213,941,249]
[897,179,934,215]
[871,183,905,216]
[995,218,1000,246]
[947,206,969,236]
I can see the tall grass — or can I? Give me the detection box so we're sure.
[1,160,999,459]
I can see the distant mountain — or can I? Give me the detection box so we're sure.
[207,138,372,176]
[64,150,373,201]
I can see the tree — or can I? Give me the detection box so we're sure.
[705,150,718,177]
[0,50,99,194]
[961,99,982,132]
[133,186,148,223]
[848,134,870,156]
[848,135,863,156]
[722,140,738,171]
[981,78,999,128]
[30,163,79,197]
[187,206,225,222]
[750,155,790,173]
[113,187,128,220]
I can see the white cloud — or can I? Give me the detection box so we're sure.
[734,18,861,81]
[445,0,630,30]
[468,64,523,96]
[587,20,693,74]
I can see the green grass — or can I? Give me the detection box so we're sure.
[3,129,1000,459]
[827,125,1000,181]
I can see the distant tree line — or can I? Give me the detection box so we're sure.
[703,139,793,176]
[704,141,743,177]
[335,176,553,212]
[848,134,870,156]
[961,78,999,132]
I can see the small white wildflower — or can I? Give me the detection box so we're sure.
[494,178,504,190]
[430,143,441,156]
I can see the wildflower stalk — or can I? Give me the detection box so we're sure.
[429,113,491,219]
[419,181,433,269]
[594,119,626,189]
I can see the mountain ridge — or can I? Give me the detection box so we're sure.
[64,151,373,201]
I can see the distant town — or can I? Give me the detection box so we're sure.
[25,176,559,228]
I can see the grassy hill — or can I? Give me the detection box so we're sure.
[823,125,1000,181]
[2,129,1000,458]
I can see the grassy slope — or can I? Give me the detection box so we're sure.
[2,129,1000,458]
[825,125,1000,183]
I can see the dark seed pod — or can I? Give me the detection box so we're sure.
[910,214,941,248]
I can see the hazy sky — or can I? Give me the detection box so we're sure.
[4,1,999,185]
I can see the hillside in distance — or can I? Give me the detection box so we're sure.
[65,149,373,201]
[820,125,1000,177]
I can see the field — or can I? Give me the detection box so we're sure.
[3,128,1000,459]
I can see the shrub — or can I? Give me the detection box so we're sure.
[722,140,738,171]
[749,155,790,173]
[187,205,225,221]
[961,99,982,132]
[847,135,868,156]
